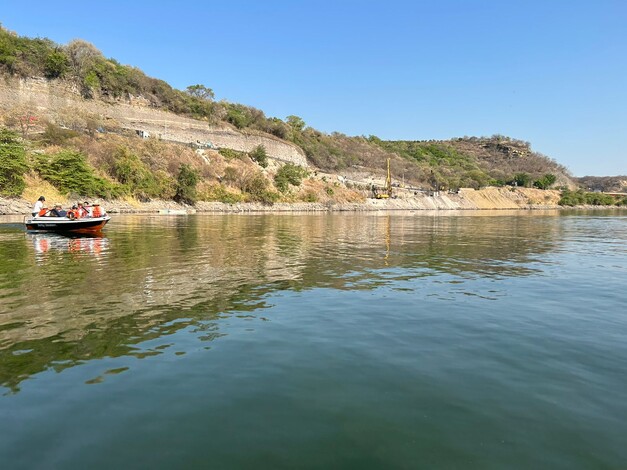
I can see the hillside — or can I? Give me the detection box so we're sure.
[0,24,595,209]
[574,176,627,193]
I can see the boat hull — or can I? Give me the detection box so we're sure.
[25,216,110,233]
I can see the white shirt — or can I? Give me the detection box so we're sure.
[33,200,44,215]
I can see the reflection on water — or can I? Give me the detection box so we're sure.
[0,211,567,391]
[29,232,109,260]
[0,211,626,469]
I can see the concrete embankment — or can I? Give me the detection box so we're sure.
[0,187,563,215]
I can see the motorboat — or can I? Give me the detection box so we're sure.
[25,215,111,233]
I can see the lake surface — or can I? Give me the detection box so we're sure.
[1,210,626,469]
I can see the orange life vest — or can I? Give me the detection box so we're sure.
[92,206,102,217]
[38,209,48,216]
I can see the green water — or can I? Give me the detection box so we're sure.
[1,211,626,469]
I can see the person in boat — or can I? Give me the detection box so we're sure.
[49,203,67,217]
[83,201,92,217]
[67,204,81,220]
[91,200,106,218]
[78,202,89,218]
[38,205,50,217]
[32,196,46,217]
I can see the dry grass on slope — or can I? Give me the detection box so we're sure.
[22,173,68,205]
[459,187,561,209]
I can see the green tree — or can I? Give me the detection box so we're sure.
[250,145,268,168]
[511,173,531,187]
[174,164,199,205]
[226,105,254,129]
[286,115,305,131]
[44,49,69,78]
[83,70,100,91]
[0,128,28,196]
[533,173,556,189]
[185,84,214,101]
[263,118,289,139]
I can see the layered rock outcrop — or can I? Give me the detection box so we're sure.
[0,77,307,166]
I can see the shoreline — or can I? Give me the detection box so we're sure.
[1,194,624,217]
[0,193,551,216]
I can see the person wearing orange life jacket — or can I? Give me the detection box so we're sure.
[82,201,92,217]
[67,205,81,220]
[91,200,106,218]
[77,202,89,218]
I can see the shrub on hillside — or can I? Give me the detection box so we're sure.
[460,169,490,189]
[225,104,257,129]
[110,147,173,200]
[199,183,244,204]
[261,118,289,139]
[301,190,319,202]
[221,166,239,185]
[250,145,268,168]
[218,148,247,161]
[44,49,70,78]
[584,192,615,206]
[274,164,308,193]
[0,128,28,196]
[41,123,79,145]
[510,173,532,188]
[174,164,199,205]
[240,172,279,204]
[559,189,616,206]
[533,173,557,189]
[558,189,584,206]
[36,149,120,198]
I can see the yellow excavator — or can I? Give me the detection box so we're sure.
[373,158,392,199]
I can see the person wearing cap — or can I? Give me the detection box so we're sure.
[50,203,67,217]
[32,196,46,217]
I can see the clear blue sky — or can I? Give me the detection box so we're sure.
[2,0,626,176]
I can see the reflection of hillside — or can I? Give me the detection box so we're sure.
[0,212,562,391]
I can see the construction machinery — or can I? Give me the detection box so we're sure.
[373,158,392,199]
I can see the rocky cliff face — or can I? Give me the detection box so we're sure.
[0,77,308,166]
